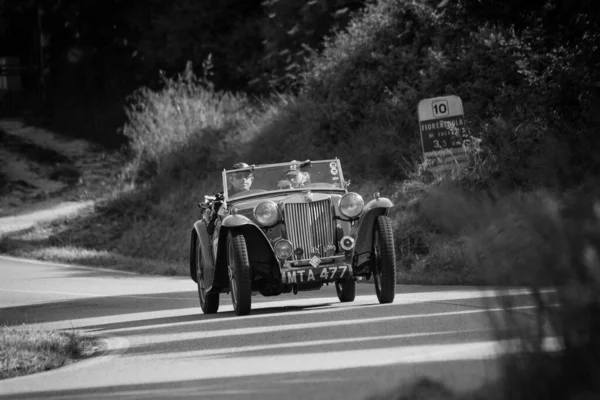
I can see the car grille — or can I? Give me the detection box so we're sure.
[284,199,334,259]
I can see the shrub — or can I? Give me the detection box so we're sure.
[390,177,600,398]
[474,191,600,399]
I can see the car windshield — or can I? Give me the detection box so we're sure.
[224,160,346,200]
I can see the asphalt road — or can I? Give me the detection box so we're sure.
[0,256,542,399]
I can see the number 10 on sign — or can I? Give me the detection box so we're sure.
[432,99,449,117]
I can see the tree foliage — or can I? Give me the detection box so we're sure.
[251,0,370,93]
[241,0,600,187]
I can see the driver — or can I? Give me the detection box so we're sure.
[207,162,252,236]
[228,162,254,197]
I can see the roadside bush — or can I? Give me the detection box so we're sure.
[112,177,222,266]
[379,179,600,399]
[481,192,600,400]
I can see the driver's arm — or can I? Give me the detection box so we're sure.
[277,180,292,189]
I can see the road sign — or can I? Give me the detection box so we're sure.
[418,95,468,174]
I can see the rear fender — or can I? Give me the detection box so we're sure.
[190,220,216,285]
[213,215,278,291]
[350,198,394,266]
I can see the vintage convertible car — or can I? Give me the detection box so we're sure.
[189,159,397,316]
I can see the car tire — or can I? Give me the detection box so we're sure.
[227,230,252,316]
[372,215,396,304]
[196,239,219,314]
[335,279,356,302]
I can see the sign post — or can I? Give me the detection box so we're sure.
[418,95,468,174]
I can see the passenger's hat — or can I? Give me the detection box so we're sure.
[284,160,302,176]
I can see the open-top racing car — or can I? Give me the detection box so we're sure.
[190,159,397,316]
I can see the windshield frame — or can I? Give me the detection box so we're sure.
[222,159,347,202]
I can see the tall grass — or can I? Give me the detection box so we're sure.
[1,326,98,380]
[121,61,267,187]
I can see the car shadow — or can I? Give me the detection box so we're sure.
[79,302,340,333]
[0,290,350,327]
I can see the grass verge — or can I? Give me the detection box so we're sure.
[0,206,185,276]
[1,326,100,380]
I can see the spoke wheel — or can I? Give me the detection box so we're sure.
[227,231,252,316]
[372,215,396,304]
[335,279,357,303]
[197,238,219,314]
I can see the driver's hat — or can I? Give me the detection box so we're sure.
[231,162,253,178]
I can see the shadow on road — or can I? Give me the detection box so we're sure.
[0,291,198,326]
[0,358,501,400]
[1,285,541,330]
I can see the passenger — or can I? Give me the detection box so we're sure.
[278,163,310,189]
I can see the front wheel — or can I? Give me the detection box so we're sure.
[372,215,396,304]
[227,231,252,316]
[196,239,219,314]
[335,279,356,303]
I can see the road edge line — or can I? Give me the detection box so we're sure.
[0,255,141,276]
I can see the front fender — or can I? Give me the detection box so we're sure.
[350,197,394,264]
[221,214,254,228]
[190,220,215,285]
[213,215,278,291]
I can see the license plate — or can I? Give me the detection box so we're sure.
[281,265,351,284]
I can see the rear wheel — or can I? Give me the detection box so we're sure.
[335,279,357,302]
[196,238,219,314]
[227,231,252,316]
[372,215,396,304]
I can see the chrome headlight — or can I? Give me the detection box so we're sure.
[254,201,280,226]
[339,192,364,219]
[274,239,293,259]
